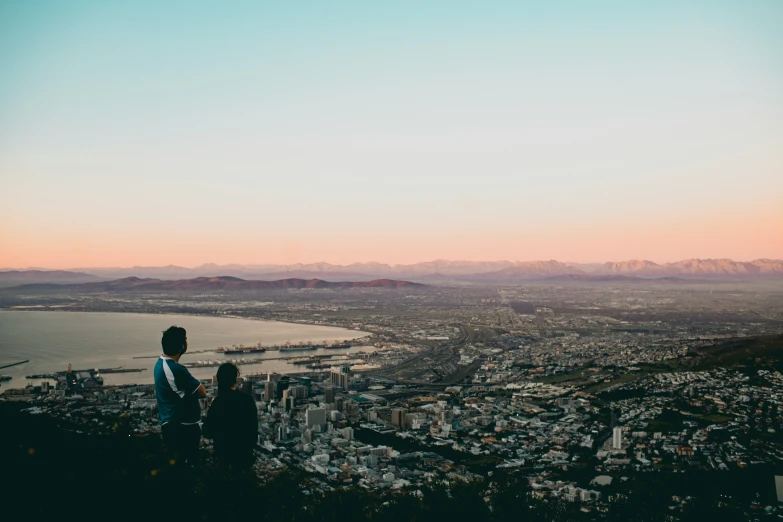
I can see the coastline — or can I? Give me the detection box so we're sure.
[0,310,375,388]
[0,307,374,339]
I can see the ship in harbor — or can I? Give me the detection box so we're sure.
[217,342,266,355]
[0,375,12,382]
[280,342,317,352]
[323,341,351,349]
[290,357,321,365]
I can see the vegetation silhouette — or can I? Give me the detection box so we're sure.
[1,402,777,521]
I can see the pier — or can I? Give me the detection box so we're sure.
[0,360,29,370]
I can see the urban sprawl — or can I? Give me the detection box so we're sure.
[2,281,783,516]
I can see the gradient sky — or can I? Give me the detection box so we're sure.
[1,1,781,268]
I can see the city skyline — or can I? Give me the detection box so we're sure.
[2,2,782,267]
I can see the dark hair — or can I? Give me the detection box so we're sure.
[216,363,240,390]
[161,326,187,356]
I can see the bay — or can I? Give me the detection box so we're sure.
[0,311,372,388]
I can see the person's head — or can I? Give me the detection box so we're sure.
[161,326,187,357]
[216,363,240,391]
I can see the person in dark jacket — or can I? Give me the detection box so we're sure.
[202,363,258,470]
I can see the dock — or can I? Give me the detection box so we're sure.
[0,360,29,370]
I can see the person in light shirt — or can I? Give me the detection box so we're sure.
[153,326,207,466]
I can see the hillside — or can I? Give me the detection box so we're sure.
[691,334,783,370]
[1,276,424,294]
[0,270,102,288]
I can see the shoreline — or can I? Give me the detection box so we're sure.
[0,307,373,340]
[0,310,376,388]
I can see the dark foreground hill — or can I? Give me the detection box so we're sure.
[1,403,777,522]
[1,276,424,294]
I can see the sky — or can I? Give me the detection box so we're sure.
[1,1,781,268]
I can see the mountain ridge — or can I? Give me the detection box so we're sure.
[6,258,783,281]
[1,276,424,293]
[0,270,101,288]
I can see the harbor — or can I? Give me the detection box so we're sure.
[185,351,371,370]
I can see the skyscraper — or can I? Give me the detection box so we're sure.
[612,426,623,450]
[289,385,308,399]
[264,380,275,402]
[275,376,290,400]
[392,408,408,430]
[330,364,351,391]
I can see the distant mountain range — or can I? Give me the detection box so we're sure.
[3,258,782,284]
[1,276,424,293]
[0,270,101,288]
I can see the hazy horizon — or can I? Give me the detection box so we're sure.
[2,2,781,267]
[4,255,783,273]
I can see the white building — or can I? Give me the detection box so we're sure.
[612,426,623,450]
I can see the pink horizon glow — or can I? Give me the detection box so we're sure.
[3,206,781,269]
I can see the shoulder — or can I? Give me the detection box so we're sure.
[153,358,166,379]
[165,358,184,370]
[166,359,192,376]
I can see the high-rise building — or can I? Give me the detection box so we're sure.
[275,376,290,400]
[306,407,327,429]
[285,395,296,412]
[330,364,351,391]
[288,385,308,399]
[325,386,336,404]
[264,381,275,402]
[612,426,623,450]
[392,408,408,430]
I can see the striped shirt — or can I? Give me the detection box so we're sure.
[153,355,202,425]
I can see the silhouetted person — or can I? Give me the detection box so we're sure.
[154,326,206,467]
[203,363,258,471]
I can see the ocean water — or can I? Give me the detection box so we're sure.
[0,311,372,387]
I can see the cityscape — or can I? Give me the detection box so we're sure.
[2,1,782,520]
[2,271,782,519]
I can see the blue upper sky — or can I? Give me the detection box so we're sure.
[1,1,781,267]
